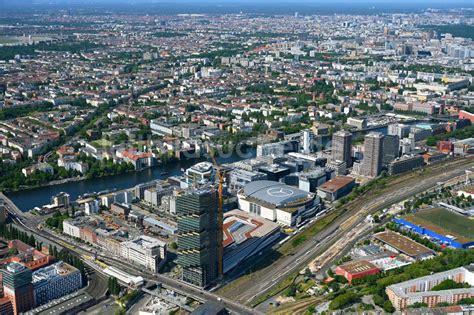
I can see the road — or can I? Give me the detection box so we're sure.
[2,158,472,314]
[220,157,474,307]
[0,193,258,315]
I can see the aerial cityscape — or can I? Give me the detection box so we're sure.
[0,0,474,314]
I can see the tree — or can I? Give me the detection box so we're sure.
[108,277,121,296]
[7,248,18,256]
[328,292,359,310]
[432,279,468,291]
[383,300,396,313]
[285,283,297,297]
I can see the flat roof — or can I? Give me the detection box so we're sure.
[374,231,434,258]
[319,176,355,193]
[338,260,379,275]
[223,209,280,248]
[242,180,313,207]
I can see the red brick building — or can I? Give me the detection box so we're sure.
[335,260,380,283]
[459,110,474,123]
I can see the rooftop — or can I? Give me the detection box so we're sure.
[241,180,313,208]
[337,260,379,275]
[319,176,355,192]
[374,231,434,258]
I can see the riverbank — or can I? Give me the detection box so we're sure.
[7,148,257,212]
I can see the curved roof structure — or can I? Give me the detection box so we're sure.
[242,180,312,207]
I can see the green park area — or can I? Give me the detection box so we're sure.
[404,208,474,243]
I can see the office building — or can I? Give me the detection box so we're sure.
[83,199,99,215]
[185,162,215,187]
[346,117,367,130]
[32,261,82,306]
[331,131,352,167]
[382,135,400,166]
[388,155,425,175]
[228,169,267,192]
[317,176,356,202]
[120,236,167,273]
[114,191,133,205]
[361,133,384,177]
[400,137,415,155]
[409,127,432,142]
[388,124,410,139]
[258,164,291,182]
[50,192,70,208]
[301,129,313,154]
[256,140,298,157]
[176,188,220,287]
[1,262,35,315]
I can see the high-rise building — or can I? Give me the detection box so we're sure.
[301,129,313,154]
[176,187,220,287]
[332,131,352,167]
[1,262,35,315]
[382,135,400,166]
[361,133,384,178]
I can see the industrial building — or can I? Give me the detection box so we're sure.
[238,180,320,226]
[335,260,380,283]
[317,176,356,201]
[120,235,167,273]
[386,267,474,310]
[222,210,280,273]
[374,231,434,260]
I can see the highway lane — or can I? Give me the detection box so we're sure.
[229,158,474,305]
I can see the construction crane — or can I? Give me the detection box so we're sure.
[207,144,224,277]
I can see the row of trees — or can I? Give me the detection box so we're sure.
[108,276,121,296]
[48,244,88,286]
[0,223,88,288]
[0,224,38,248]
[426,124,474,147]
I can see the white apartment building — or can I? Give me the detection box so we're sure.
[120,236,167,273]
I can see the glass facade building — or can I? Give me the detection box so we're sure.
[176,187,220,287]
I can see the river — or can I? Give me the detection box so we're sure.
[7,148,256,212]
[7,122,420,212]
